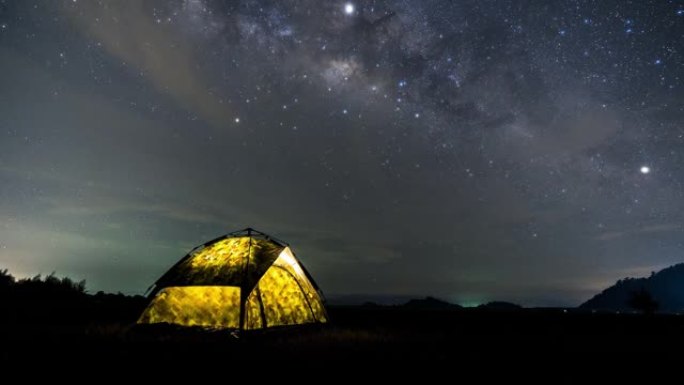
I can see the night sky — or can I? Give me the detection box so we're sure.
[1,1,684,306]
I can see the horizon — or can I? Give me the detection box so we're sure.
[3,251,677,308]
[2,1,684,307]
[0,265,617,308]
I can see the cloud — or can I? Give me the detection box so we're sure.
[64,1,233,128]
[595,223,682,241]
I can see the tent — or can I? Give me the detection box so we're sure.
[137,228,328,329]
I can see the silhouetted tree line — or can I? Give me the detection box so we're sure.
[628,288,659,314]
[0,269,86,298]
[0,269,147,325]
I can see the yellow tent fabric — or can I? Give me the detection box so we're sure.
[138,228,328,329]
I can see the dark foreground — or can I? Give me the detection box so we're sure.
[2,304,683,379]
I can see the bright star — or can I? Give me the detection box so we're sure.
[344,3,354,15]
[640,166,650,174]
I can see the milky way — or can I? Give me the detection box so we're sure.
[1,1,683,305]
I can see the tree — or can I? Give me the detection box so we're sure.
[627,287,659,314]
[0,269,15,287]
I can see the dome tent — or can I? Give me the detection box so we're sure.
[138,228,328,329]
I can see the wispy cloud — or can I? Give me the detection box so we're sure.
[595,223,682,241]
[64,1,233,128]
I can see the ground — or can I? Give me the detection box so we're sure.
[1,304,682,379]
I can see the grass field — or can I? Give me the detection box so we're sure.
[2,304,682,378]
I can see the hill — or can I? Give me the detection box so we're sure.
[478,301,523,310]
[580,263,684,312]
[402,296,462,309]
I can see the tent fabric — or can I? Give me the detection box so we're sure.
[137,228,328,329]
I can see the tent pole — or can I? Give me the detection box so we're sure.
[239,229,252,331]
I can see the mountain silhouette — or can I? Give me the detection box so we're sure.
[580,263,684,312]
[402,296,461,309]
[477,301,523,310]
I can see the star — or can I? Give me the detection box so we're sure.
[344,3,354,15]
[640,166,650,174]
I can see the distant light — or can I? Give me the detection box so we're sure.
[234,117,240,123]
[344,3,354,15]
[640,166,650,174]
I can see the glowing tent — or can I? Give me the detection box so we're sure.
[138,228,328,329]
